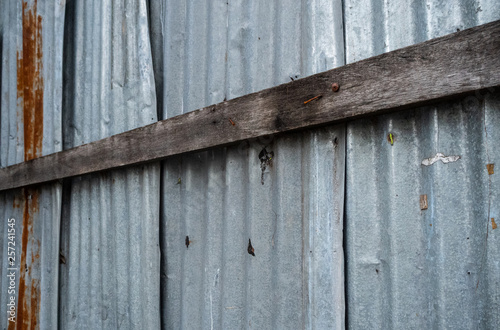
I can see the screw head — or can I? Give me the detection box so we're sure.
[331,83,340,92]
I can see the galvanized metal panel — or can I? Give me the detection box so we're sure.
[2,1,496,329]
[1,0,24,168]
[58,0,160,329]
[151,0,346,328]
[162,127,346,330]
[0,1,64,329]
[344,1,500,328]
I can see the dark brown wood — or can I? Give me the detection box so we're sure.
[1,20,500,191]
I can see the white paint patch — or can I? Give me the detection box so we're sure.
[421,153,461,166]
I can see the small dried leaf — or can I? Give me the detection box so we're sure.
[247,239,255,256]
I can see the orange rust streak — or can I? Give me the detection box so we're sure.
[14,189,40,330]
[18,0,43,162]
[13,1,43,329]
[13,195,21,209]
[30,279,40,329]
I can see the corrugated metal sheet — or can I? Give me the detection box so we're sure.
[1,1,498,329]
[58,0,160,329]
[0,0,64,328]
[344,1,500,329]
[151,1,346,328]
[161,127,345,329]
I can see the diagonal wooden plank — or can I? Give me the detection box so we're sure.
[1,20,500,191]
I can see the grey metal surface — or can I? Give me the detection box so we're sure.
[0,0,64,328]
[58,0,160,329]
[344,1,500,329]
[1,1,497,329]
[150,0,346,328]
[161,127,345,330]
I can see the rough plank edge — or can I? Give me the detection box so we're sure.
[1,20,500,191]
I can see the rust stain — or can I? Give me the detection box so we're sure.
[13,194,21,209]
[492,218,497,230]
[11,1,43,328]
[486,163,494,175]
[12,188,41,330]
[17,0,44,162]
[29,278,40,330]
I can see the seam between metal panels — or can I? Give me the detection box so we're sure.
[223,2,229,101]
[159,161,165,327]
[340,0,348,323]
[341,0,346,67]
[477,96,491,291]
[342,125,349,329]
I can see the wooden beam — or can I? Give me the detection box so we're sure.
[1,20,500,191]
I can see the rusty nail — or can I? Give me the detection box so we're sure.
[304,95,323,105]
[331,83,340,92]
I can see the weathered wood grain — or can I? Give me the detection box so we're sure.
[1,20,499,191]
